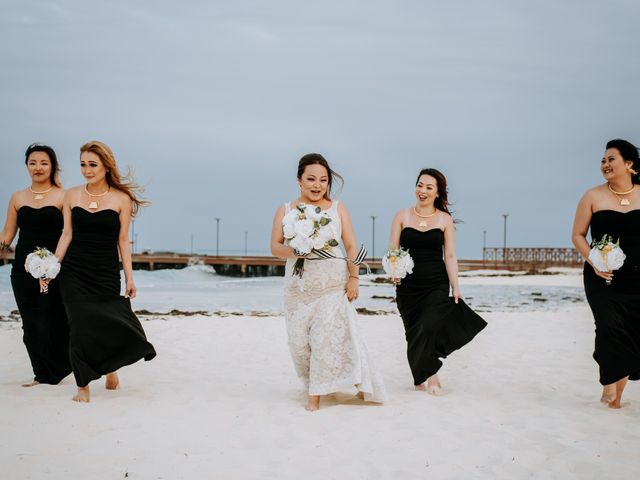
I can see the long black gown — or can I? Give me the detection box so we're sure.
[584,209,640,385]
[59,207,156,388]
[10,206,71,384]
[396,227,487,386]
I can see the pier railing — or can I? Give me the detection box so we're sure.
[482,247,583,270]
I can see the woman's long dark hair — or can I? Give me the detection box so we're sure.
[606,139,640,185]
[25,143,61,187]
[415,168,452,215]
[297,153,344,200]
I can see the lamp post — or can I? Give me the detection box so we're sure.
[482,229,487,257]
[370,215,377,260]
[502,213,509,261]
[244,231,248,257]
[215,218,220,256]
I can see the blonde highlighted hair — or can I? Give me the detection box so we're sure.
[80,140,149,216]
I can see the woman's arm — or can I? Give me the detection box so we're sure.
[270,205,299,259]
[442,214,460,303]
[54,190,74,262]
[338,203,359,302]
[388,209,405,249]
[0,192,19,250]
[117,199,136,299]
[572,190,611,281]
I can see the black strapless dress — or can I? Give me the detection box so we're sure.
[59,207,156,387]
[584,209,640,385]
[396,228,487,386]
[10,206,71,384]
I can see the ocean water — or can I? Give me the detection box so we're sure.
[0,264,586,316]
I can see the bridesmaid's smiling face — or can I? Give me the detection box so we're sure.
[298,164,329,203]
[26,151,52,185]
[80,151,108,185]
[601,148,634,181]
[415,174,438,207]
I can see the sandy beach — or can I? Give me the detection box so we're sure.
[1,284,639,479]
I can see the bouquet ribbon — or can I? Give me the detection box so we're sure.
[293,244,370,277]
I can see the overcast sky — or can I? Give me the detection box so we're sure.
[1,0,639,258]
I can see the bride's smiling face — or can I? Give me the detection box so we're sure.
[298,164,329,203]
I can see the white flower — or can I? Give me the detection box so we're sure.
[588,244,626,272]
[43,256,61,279]
[305,205,323,222]
[312,235,328,250]
[283,223,295,239]
[282,209,299,227]
[290,235,313,254]
[25,254,46,278]
[293,219,314,238]
[382,248,414,279]
[606,246,625,270]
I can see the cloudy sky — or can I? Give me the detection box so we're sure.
[1,0,638,258]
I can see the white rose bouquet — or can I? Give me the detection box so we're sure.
[382,246,414,282]
[24,247,61,294]
[283,203,339,277]
[588,234,625,285]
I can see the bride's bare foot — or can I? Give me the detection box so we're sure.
[105,372,120,390]
[305,395,320,411]
[72,386,90,403]
[426,374,444,396]
[21,380,40,388]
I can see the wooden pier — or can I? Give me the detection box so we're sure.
[2,247,583,276]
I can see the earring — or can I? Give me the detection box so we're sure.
[628,167,638,175]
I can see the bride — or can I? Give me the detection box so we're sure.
[270,153,387,411]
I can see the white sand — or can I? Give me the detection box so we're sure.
[1,304,639,479]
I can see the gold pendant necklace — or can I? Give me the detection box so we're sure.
[413,206,437,228]
[84,184,110,210]
[608,183,635,206]
[29,186,52,200]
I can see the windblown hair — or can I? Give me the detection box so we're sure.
[80,141,149,217]
[297,153,344,200]
[415,168,452,215]
[606,139,640,185]
[25,143,61,188]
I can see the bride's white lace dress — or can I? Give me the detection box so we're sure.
[283,201,387,403]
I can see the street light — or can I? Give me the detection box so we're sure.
[502,214,509,259]
[370,215,377,260]
[482,229,487,255]
[215,218,220,256]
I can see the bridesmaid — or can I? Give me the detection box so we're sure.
[50,140,156,402]
[270,153,387,411]
[572,139,640,409]
[388,168,486,395]
[0,143,71,386]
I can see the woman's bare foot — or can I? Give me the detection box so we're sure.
[415,383,426,391]
[426,374,444,396]
[72,386,90,402]
[305,395,320,411]
[21,380,40,388]
[105,372,120,390]
[600,384,616,406]
[603,377,629,409]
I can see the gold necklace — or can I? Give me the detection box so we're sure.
[29,185,52,200]
[607,183,635,206]
[413,206,437,228]
[84,184,110,210]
